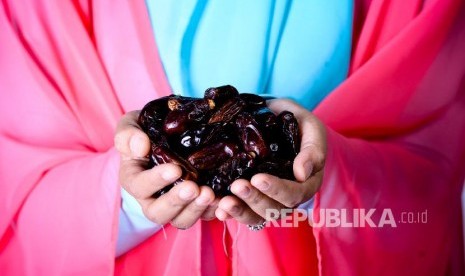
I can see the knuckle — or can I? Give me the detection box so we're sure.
[114,132,127,152]
[124,177,142,199]
[250,191,264,206]
[232,205,245,217]
[314,152,326,170]
[284,194,303,208]
[167,191,187,208]
[308,174,323,195]
[261,181,280,199]
[191,201,208,212]
[120,172,133,191]
[142,207,163,225]
[268,186,280,198]
[184,201,205,215]
[170,220,193,230]
[283,201,296,208]
[300,144,326,171]
[120,162,149,195]
[121,171,142,198]
[201,212,216,221]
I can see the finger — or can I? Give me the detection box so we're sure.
[201,198,220,221]
[293,118,326,181]
[217,195,263,225]
[170,186,215,229]
[268,99,326,181]
[142,181,199,225]
[120,160,182,199]
[114,111,151,158]
[267,98,307,115]
[251,172,322,208]
[229,179,284,218]
[215,208,230,221]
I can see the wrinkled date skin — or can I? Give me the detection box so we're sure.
[138,85,301,197]
[205,151,256,195]
[208,98,246,124]
[188,142,239,170]
[235,112,269,159]
[150,144,199,198]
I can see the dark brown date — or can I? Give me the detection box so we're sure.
[164,99,215,135]
[151,145,197,179]
[138,85,301,198]
[208,97,245,124]
[201,122,231,145]
[239,93,267,109]
[179,124,207,149]
[138,95,171,130]
[206,151,256,196]
[152,183,175,198]
[146,126,168,147]
[167,95,197,111]
[235,112,269,158]
[204,85,239,107]
[150,144,198,198]
[256,159,294,180]
[278,111,301,158]
[187,142,239,170]
[252,107,277,129]
[178,122,237,153]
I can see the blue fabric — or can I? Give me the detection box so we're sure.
[116,188,162,256]
[117,0,353,255]
[146,0,353,110]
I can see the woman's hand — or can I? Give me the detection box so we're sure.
[114,111,218,229]
[215,99,327,225]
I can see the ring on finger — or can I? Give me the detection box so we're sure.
[247,220,267,231]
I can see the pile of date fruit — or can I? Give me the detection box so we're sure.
[138,85,301,198]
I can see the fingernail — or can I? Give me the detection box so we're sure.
[256,181,270,191]
[303,162,313,180]
[129,134,144,157]
[195,196,210,206]
[238,186,251,198]
[179,188,194,200]
[162,169,178,181]
[230,205,240,214]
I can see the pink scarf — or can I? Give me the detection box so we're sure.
[1,0,464,275]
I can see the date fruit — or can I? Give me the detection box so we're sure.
[188,142,239,170]
[138,85,301,197]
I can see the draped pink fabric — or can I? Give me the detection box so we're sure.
[0,0,464,275]
[314,0,465,275]
[0,0,169,274]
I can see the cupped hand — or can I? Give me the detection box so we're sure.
[215,99,327,225]
[114,111,218,229]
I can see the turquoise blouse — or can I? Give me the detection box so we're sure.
[146,0,353,110]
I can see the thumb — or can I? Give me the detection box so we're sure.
[128,132,151,158]
[114,111,151,158]
[293,116,326,182]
